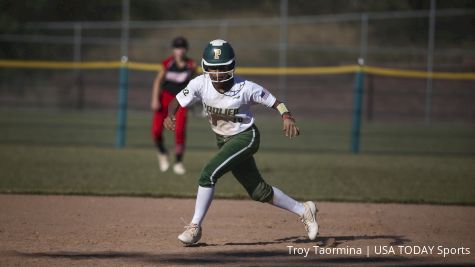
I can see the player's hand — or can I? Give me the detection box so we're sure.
[164,115,176,131]
[151,99,161,111]
[282,116,299,139]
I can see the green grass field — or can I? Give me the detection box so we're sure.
[0,109,474,204]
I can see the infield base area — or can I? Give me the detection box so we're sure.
[0,195,473,266]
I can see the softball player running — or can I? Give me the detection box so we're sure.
[151,36,196,175]
[164,39,319,245]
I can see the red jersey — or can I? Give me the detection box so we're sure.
[161,56,195,96]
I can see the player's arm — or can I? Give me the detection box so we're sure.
[272,100,300,139]
[165,78,201,131]
[164,97,180,131]
[250,84,299,139]
[151,68,166,111]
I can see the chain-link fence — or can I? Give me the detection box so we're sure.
[1,9,474,117]
[0,9,474,154]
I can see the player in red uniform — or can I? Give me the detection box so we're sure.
[151,37,196,175]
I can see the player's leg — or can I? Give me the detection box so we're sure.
[230,157,303,214]
[200,125,259,186]
[271,185,319,240]
[177,185,212,245]
[151,111,166,153]
[178,126,258,245]
[151,90,173,172]
[173,106,187,175]
[229,137,319,240]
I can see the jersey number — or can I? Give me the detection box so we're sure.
[209,114,243,126]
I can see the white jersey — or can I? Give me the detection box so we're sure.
[176,74,276,136]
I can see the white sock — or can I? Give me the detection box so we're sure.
[190,186,215,226]
[270,186,305,216]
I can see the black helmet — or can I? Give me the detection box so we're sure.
[201,39,235,82]
[172,36,188,49]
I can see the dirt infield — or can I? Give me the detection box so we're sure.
[0,195,474,266]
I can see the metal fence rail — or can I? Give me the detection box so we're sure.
[1,7,474,152]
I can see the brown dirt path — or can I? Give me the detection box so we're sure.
[0,194,474,266]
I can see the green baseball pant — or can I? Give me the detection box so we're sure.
[198,125,274,202]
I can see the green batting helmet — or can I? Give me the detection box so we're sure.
[201,39,235,82]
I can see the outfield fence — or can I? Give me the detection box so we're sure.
[1,9,474,154]
[1,60,473,123]
[0,59,474,153]
[2,59,475,79]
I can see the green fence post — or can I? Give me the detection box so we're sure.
[116,56,129,148]
[350,59,365,154]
